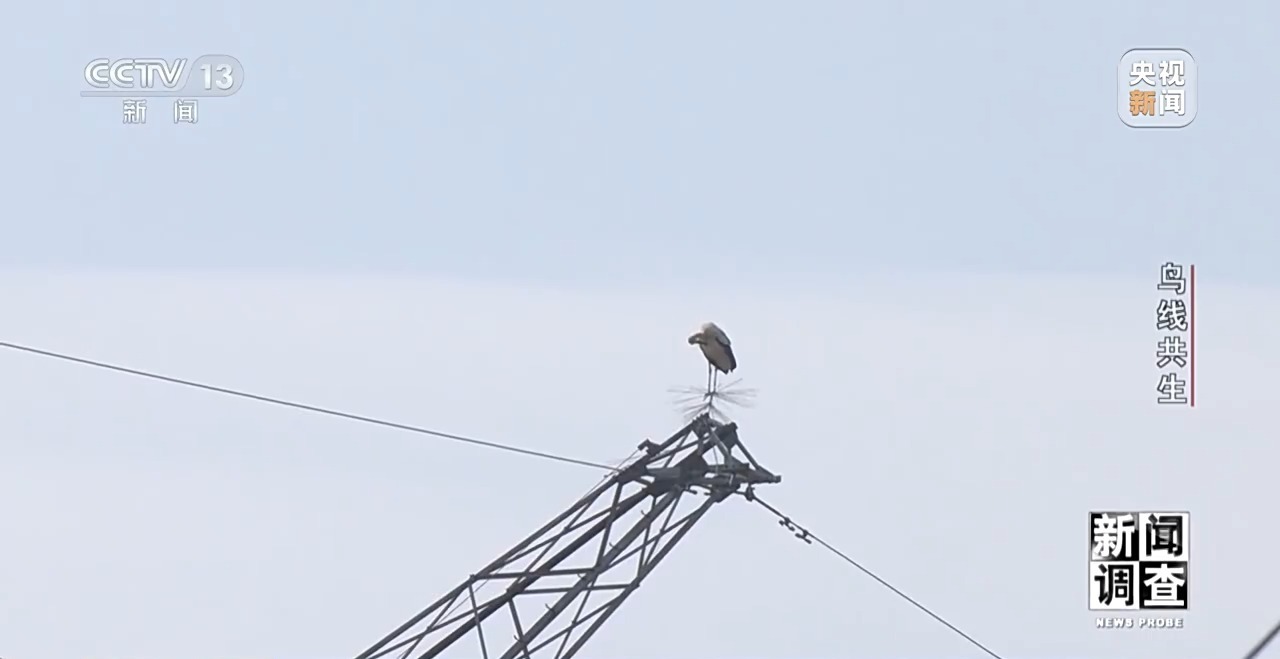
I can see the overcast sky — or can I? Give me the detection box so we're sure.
[2,274,1277,659]
[3,1,1279,659]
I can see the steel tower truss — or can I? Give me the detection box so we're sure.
[355,414,780,659]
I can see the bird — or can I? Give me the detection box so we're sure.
[687,322,737,393]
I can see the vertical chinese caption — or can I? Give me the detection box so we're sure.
[1155,262,1196,406]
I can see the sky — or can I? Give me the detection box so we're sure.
[1,1,1279,659]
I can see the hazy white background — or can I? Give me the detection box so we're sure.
[1,273,1276,659]
[2,0,1279,658]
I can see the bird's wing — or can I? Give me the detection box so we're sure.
[721,342,737,371]
[705,323,731,346]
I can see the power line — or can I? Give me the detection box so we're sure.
[747,491,1006,659]
[0,340,614,472]
[10,341,1274,659]
[1242,617,1280,659]
[5,340,1005,657]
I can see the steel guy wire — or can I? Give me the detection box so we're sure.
[0,340,614,472]
[9,339,1018,659]
[1242,617,1280,659]
[746,490,1006,659]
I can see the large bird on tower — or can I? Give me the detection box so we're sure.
[688,322,737,393]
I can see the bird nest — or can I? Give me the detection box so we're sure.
[668,378,757,423]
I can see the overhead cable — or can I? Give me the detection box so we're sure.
[1242,617,1280,659]
[747,491,1006,659]
[0,340,614,472]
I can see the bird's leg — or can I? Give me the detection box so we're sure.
[705,363,713,396]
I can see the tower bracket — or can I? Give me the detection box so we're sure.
[354,414,780,659]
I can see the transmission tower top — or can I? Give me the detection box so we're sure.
[355,414,779,659]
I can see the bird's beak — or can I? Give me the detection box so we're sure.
[687,335,699,344]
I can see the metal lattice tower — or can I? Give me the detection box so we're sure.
[355,414,780,659]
